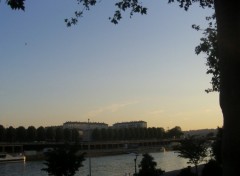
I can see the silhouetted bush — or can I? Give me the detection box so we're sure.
[138,153,165,176]
[177,166,196,176]
[211,127,222,164]
[42,144,85,176]
[201,159,222,176]
[176,136,208,175]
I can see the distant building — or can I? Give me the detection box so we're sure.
[112,121,147,128]
[183,129,217,137]
[63,121,108,141]
[63,121,108,130]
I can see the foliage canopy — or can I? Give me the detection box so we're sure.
[6,0,214,25]
[42,144,85,176]
[193,14,219,93]
[176,136,208,175]
[138,153,165,176]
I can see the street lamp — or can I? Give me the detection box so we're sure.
[88,118,91,176]
[134,153,138,176]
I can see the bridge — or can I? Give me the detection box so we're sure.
[0,139,176,152]
[0,137,214,155]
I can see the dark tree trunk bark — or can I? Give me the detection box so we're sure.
[214,0,240,176]
[194,164,198,176]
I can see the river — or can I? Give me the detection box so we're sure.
[0,151,190,176]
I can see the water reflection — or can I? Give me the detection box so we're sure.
[0,151,189,176]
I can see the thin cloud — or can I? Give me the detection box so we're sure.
[149,109,165,115]
[182,117,190,121]
[87,101,139,117]
[203,107,220,113]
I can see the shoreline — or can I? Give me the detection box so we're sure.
[25,153,205,176]
[25,146,168,161]
[163,164,204,176]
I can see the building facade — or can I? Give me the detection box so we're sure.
[63,121,108,130]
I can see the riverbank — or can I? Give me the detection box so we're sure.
[163,165,204,176]
[24,146,167,161]
[0,152,192,176]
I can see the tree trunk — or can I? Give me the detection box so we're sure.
[214,1,240,176]
[194,164,198,176]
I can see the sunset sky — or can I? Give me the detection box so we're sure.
[0,1,222,130]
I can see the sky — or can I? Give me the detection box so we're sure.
[0,0,222,130]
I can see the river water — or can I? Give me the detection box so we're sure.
[0,151,190,176]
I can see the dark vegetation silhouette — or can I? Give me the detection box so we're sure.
[211,127,222,164]
[42,144,85,176]
[92,126,183,141]
[177,166,196,176]
[137,153,164,176]
[177,128,222,176]
[0,125,81,143]
[0,124,183,142]
[192,13,219,93]
[176,136,208,176]
[200,127,222,176]
[5,0,240,175]
[201,159,222,176]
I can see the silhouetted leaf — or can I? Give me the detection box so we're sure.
[7,0,25,11]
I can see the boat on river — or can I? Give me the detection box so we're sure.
[0,153,26,163]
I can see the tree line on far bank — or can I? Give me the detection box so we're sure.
[91,126,183,141]
[41,128,222,176]
[0,125,81,143]
[0,125,183,143]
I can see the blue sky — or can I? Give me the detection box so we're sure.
[0,0,222,130]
